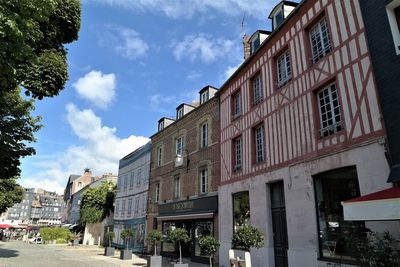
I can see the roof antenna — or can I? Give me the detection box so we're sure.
[241,12,251,60]
[241,12,246,37]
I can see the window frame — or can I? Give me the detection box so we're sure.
[155,183,160,203]
[173,175,181,199]
[156,146,163,167]
[386,1,400,55]
[317,83,342,138]
[199,168,208,194]
[309,17,332,63]
[233,136,243,171]
[251,73,264,105]
[127,198,132,216]
[200,122,209,148]
[232,91,242,119]
[254,123,266,164]
[200,91,209,104]
[277,50,292,87]
[175,136,184,156]
[177,108,184,119]
[158,121,164,131]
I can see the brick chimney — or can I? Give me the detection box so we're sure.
[243,34,251,60]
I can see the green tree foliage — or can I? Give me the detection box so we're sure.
[147,229,163,256]
[0,178,24,213]
[232,225,264,252]
[121,228,134,250]
[0,0,81,180]
[169,228,190,264]
[40,227,70,243]
[79,181,116,224]
[105,231,115,247]
[198,235,220,267]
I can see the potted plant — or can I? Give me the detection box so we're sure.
[198,235,220,267]
[120,228,134,260]
[230,225,264,267]
[147,229,163,267]
[104,231,115,256]
[69,232,81,246]
[169,228,190,267]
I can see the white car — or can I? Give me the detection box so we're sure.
[29,237,43,244]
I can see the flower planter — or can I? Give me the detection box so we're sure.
[148,255,162,267]
[229,249,251,267]
[104,247,115,256]
[173,264,188,267]
[120,249,132,260]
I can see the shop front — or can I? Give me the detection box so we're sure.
[157,195,218,264]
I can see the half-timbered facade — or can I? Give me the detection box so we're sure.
[218,0,398,266]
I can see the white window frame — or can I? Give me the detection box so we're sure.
[142,193,147,214]
[136,168,142,187]
[234,137,242,171]
[310,17,332,63]
[123,174,128,190]
[121,200,126,216]
[277,50,292,87]
[135,197,140,214]
[158,121,164,131]
[127,198,132,216]
[157,146,162,166]
[200,91,209,104]
[174,176,181,199]
[177,108,184,119]
[200,123,208,148]
[175,136,183,156]
[129,171,134,189]
[255,124,266,163]
[386,0,400,55]
[155,183,160,203]
[233,92,242,118]
[252,74,263,105]
[200,169,208,194]
[317,83,342,137]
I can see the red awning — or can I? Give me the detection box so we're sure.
[342,187,400,221]
[0,224,14,229]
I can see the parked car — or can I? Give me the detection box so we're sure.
[29,237,43,244]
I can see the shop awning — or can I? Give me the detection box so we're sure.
[157,212,214,221]
[342,187,400,221]
[387,164,400,183]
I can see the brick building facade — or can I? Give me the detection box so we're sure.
[147,86,220,264]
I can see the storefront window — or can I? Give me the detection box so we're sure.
[194,221,213,257]
[314,166,366,262]
[162,222,176,252]
[233,191,250,232]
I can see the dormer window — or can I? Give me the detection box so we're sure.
[177,107,184,119]
[200,91,209,104]
[268,1,298,31]
[158,120,164,131]
[274,9,284,28]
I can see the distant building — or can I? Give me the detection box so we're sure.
[1,188,64,226]
[113,142,151,252]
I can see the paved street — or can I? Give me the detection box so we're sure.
[0,240,208,267]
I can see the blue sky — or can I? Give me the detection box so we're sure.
[20,0,288,194]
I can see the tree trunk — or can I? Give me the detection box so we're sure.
[179,242,182,264]
[154,243,156,256]
[209,256,213,267]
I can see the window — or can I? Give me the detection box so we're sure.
[274,10,284,29]
[157,146,163,166]
[135,197,140,214]
[277,50,292,86]
[232,91,242,119]
[175,136,183,156]
[386,1,400,55]
[137,169,142,187]
[200,91,209,104]
[143,165,149,185]
[310,17,332,63]
[314,167,364,261]
[174,176,181,199]
[127,198,132,216]
[252,73,263,105]
[121,200,126,216]
[200,123,208,148]
[129,171,134,189]
[317,84,342,137]
[233,136,242,171]
[233,191,250,232]
[77,182,82,188]
[254,124,266,163]
[200,169,208,194]
[177,107,184,119]
[123,174,128,190]
[155,183,160,202]
[142,193,147,214]
[158,121,164,131]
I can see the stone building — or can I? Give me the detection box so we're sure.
[218,1,399,266]
[147,86,220,264]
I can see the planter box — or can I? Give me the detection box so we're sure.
[120,249,132,260]
[148,256,162,267]
[104,247,115,256]
[173,264,188,267]
[229,249,251,267]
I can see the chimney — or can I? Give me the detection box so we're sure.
[243,34,251,60]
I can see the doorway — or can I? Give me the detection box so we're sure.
[270,181,289,267]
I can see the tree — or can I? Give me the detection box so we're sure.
[0,178,24,213]
[105,231,115,247]
[169,228,190,264]
[231,225,264,252]
[79,181,116,224]
[147,229,163,256]
[0,0,81,180]
[121,229,134,250]
[198,235,220,267]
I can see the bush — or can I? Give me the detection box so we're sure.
[199,235,220,267]
[231,225,264,252]
[147,229,163,256]
[105,231,115,247]
[170,228,190,264]
[40,227,71,243]
[121,229,134,250]
[56,238,67,244]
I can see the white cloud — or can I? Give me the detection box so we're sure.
[224,63,242,80]
[73,70,116,109]
[172,33,236,63]
[186,70,202,81]
[20,104,149,194]
[90,0,279,19]
[98,25,149,59]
